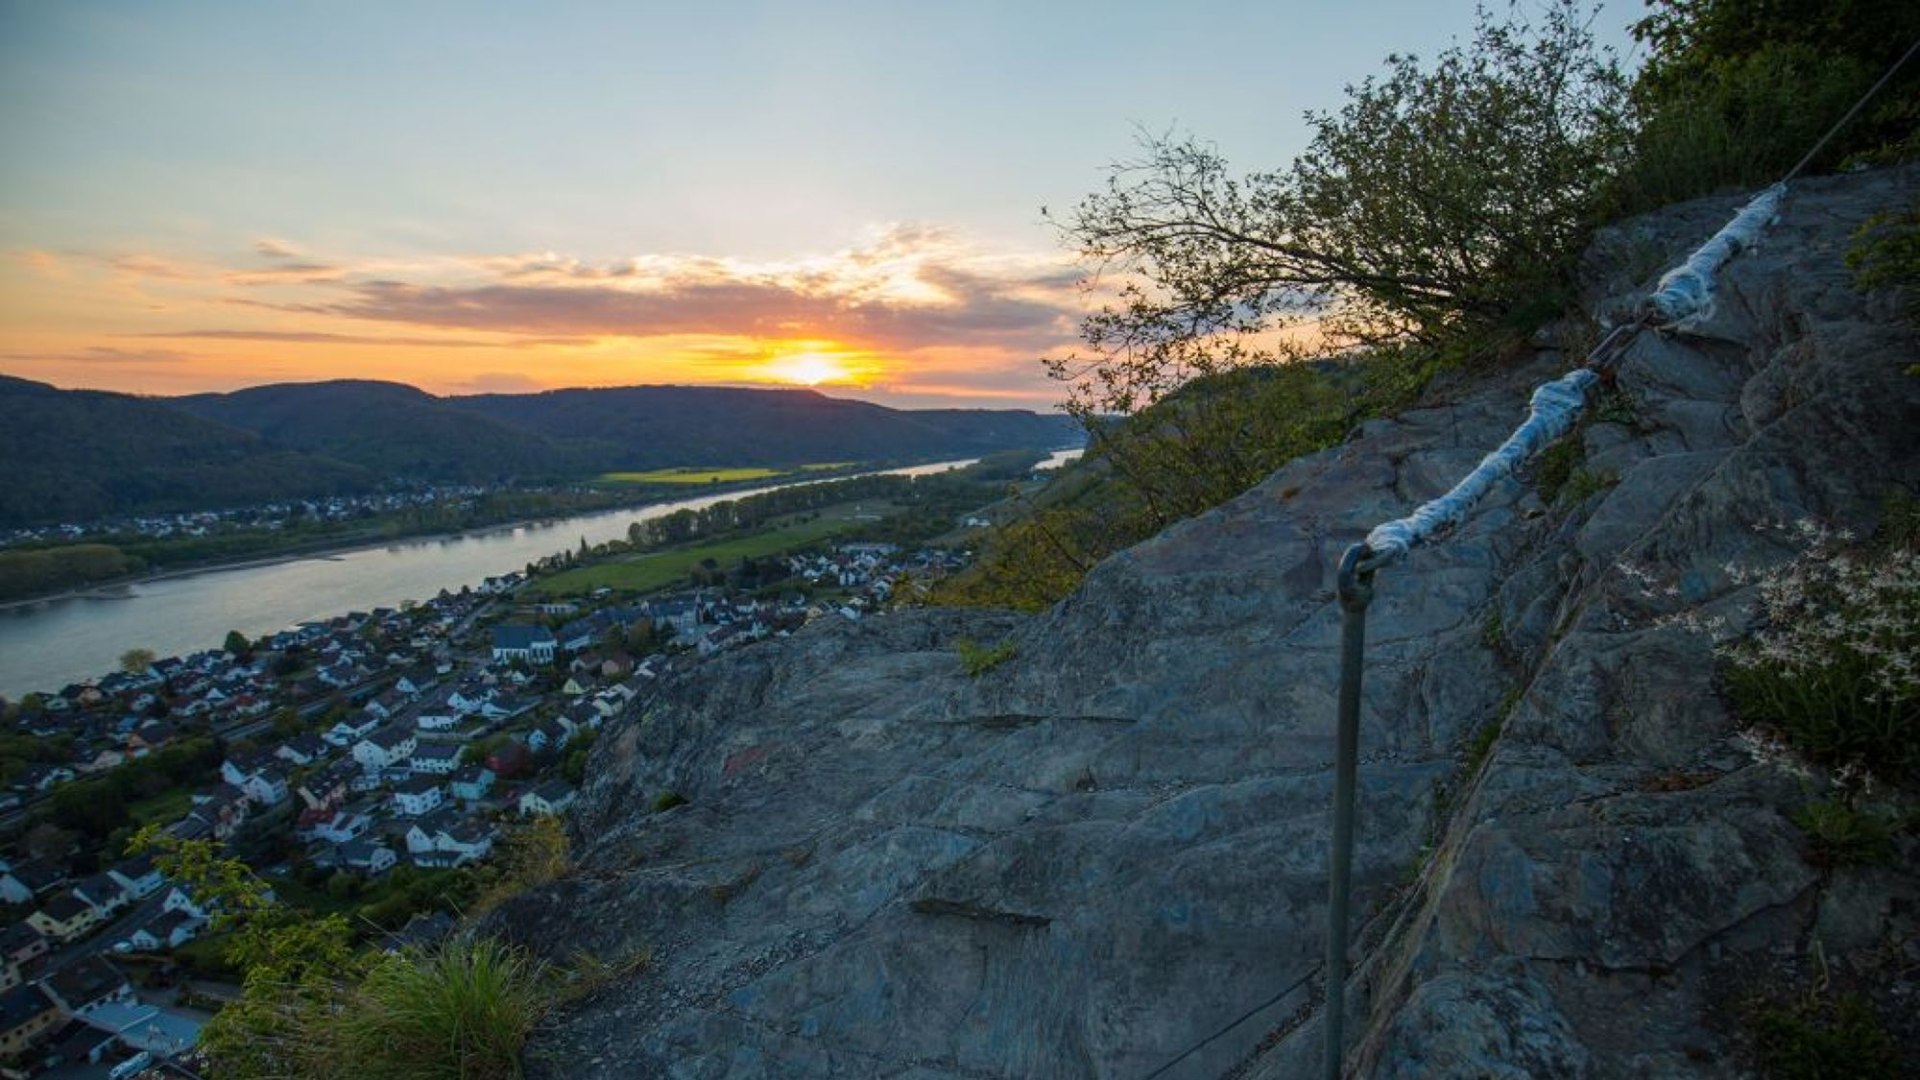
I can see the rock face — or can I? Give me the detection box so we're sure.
[498,165,1919,1078]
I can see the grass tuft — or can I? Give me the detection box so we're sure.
[323,937,549,1080]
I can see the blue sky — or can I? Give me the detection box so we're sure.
[0,1,1644,407]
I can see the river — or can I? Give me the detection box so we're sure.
[0,453,1077,700]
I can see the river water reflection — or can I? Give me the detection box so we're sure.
[0,454,1079,699]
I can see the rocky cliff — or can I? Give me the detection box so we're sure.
[492,164,1919,1078]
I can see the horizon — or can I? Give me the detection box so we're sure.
[3,370,1071,414]
[1,2,1642,411]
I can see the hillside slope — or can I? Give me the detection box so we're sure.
[0,376,371,526]
[1,380,1078,525]
[491,166,1919,1078]
[175,379,585,481]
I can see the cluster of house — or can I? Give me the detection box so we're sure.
[0,537,982,1073]
[6,590,501,805]
[0,853,207,1076]
[1,484,493,549]
[785,543,970,614]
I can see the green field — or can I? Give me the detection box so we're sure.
[533,502,893,597]
[599,466,787,485]
[128,788,195,827]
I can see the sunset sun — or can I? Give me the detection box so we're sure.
[764,349,872,387]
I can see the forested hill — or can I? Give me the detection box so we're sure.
[0,375,371,527]
[455,384,1078,467]
[0,376,1078,527]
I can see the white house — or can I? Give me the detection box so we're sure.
[391,776,444,817]
[339,842,397,876]
[240,768,290,807]
[415,694,463,731]
[323,712,381,747]
[352,726,417,771]
[449,766,495,802]
[106,856,166,901]
[409,743,462,776]
[160,886,206,921]
[518,781,578,817]
[305,811,372,845]
[490,624,558,665]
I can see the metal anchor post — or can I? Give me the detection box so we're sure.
[1325,542,1376,1080]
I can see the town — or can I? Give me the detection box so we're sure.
[0,537,955,1078]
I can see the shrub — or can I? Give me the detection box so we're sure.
[1748,993,1899,1080]
[1849,203,1920,326]
[1532,440,1585,504]
[1792,798,1896,868]
[468,815,572,918]
[1614,43,1877,210]
[955,638,1018,677]
[652,790,688,812]
[1721,522,1919,780]
[323,938,548,1080]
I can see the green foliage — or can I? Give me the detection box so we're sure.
[134,827,555,1080]
[1617,0,1920,210]
[0,544,145,603]
[1464,713,1505,777]
[1051,0,1625,413]
[652,790,688,812]
[1532,439,1586,504]
[1616,43,1878,209]
[937,359,1383,611]
[44,737,222,842]
[1792,799,1896,868]
[468,815,572,917]
[1722,524,1918,780]
[323,938,548,1080]
[560,728,599,786]
[1748,993,1899,1080]
[955,638,1018,677]
[1559,467,1616,506]
[1849,202,1920,325]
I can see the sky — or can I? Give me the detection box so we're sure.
[0,1,1644,411]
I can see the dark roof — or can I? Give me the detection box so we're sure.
[366,725,413,751]
[46,955,127,1010]
[412,743,461,761]
[395,775,443,796]
[0,983,56,1031]
[339,841,390,865]
[110,853,157,880]
[0,922,46,954]
[529,780,576,803]
[492,624,557,650]
[39,892,92,922]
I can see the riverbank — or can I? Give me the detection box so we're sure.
[0,455,1019,700]
[0,462,920,612]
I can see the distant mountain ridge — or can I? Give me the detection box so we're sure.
[0,376,1078,527]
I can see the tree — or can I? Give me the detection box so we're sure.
[120,647,157,674]
[1048,0,1628,419]
[224,629,253,658]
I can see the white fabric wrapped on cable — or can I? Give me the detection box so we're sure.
[1363,368,1599,566]
[1641,183,1785,326]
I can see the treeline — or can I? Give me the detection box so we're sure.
[627,450,1046,550]
[0,544,146,603]
[32,736,224,859]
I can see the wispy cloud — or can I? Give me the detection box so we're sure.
[254,237,304,259]
[3,345,194,365]
[130,329,555,348]
[279,226,1085,355]
[222,262,345,287]
[108,254,200,280]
